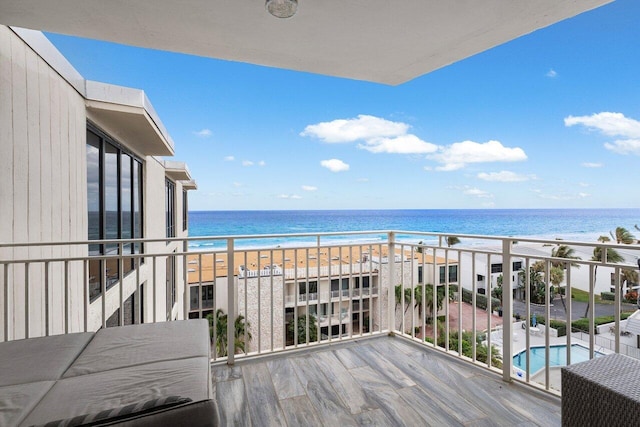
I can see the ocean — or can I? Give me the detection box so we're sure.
[187,209,640,250]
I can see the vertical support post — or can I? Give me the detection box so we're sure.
[183,239,189,321]
[501,238,513,383]
[118,242,124,327]
[227,238,235,365]
[614,266,621,354]
[387,232,395,334]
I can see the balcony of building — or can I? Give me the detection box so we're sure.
[2,230,640,425]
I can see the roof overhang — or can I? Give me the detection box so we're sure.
[85,81,175,156]
[0,0,612,85]
[181,180,198,191]
[164,161,193,181]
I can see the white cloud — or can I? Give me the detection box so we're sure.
[429,140,526,171]
[321,159,350,172]
[579,182,590,187]
[604,139,640,155]
[258,160,266,166]
[477,171,534,182]
[301,115,408,143]
[302,115,437,155]
[357,178,369,182]
[242,160,254,167]
[233,182,242,187]
[546,69,557,78]
[224,156,235,161]
[435,163,464,172]
[302,185,317,191]
[535,191,591,201]
[463,187,493,198]
[565,112,640,138]
[566,112,640,156]
[581,162,602,168]
[193,128,212,137]
[278,194,302,199]
[358,134,438,154]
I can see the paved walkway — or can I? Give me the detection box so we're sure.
[421,301,503,337]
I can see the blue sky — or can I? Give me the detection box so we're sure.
[47,0,640,211]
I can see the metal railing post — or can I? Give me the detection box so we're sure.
[183,239,189,321]
[227,238,235,365]
[501,238,513,383]
[388,232,395,334]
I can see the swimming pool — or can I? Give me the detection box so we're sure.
[513,344,605,373]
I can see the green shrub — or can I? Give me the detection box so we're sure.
[571,313,633,333]
[461,288,501,311]
[549,320,567,337]
[600,292,615,301]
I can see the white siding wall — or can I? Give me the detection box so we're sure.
[0,26,87,340]
[1,26,190,339]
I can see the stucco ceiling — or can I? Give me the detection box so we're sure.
[0,0,612,85]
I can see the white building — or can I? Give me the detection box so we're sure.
[0,26,196,340]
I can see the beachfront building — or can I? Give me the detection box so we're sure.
[0,26,197,339]
[458,251,525,299]
[187,247,459,353]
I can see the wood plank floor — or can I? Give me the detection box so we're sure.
[212,336,561,426]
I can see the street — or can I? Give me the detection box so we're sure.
[512,298,637,322]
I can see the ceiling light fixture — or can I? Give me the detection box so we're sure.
[266,0,298,19]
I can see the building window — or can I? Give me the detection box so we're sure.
[354,277,370,289]
[491,263,503,274]
[167,253,176,319]
[166,179,175,238]
[182,189,188,231]
[418,266,423,283]
[299,281,318,295]
[513,261,523,271]
[87,127,143,302]
[439,265,459,284]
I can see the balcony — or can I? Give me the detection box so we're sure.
[2,231,639,424]
[212,335,561,425]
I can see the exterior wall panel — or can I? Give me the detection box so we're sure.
[0,26,86,339]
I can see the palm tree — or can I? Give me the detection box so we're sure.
[551,244,581,310]
[610,227,635,244]
[287,314,317,344]
[519,264,547,304]
[415,283,448,321]
[584,243,624,318]
[207,309,252,357]
[550,265,565,310]
[446,236,461,247]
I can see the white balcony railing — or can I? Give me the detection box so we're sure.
[2,231,639,396]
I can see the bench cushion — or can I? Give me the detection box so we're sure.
[0,333,93,386]
[0,381,54,427]
[21,357,211,426]
[63,320,209,378]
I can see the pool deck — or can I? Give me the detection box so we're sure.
[491,320,613,392]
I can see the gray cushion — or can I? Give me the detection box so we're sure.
[0,333,93,386]
[0,381,54,427]
[21,357,211,426]
[63,320,209,378]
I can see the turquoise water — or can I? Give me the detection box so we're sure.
[513,344,604,373]
[187,208,640,250]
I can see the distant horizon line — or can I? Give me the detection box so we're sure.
[188,207,640,213]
